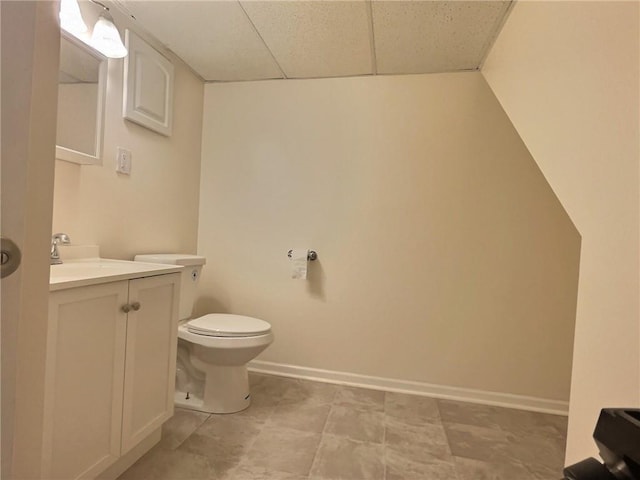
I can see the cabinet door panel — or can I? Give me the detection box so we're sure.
[43,282,128,480]
[123,30,174,136]
[121,273,179,453]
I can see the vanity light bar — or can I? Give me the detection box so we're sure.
[60,0,88,34]
[91,11,128,59]
[59,0,128,59]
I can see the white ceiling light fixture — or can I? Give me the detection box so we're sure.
[91,7,128,59]
[59,0,128,59]
[59,0,88,35]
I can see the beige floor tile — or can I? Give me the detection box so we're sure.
[526,461,566,479]
[324,405,384,443]
[117,376,568,480]
[385,417,451,462]
[117,444,219,480]
[279,380,338,407]
[333,386,385,412]
[500,432,566,471]
[385,449,456,480]
[309,435,384,480]
[454,455,535,480]
[222,464,308,480]
[384,391,441,426]
[178,415,262,473]
[249,373,298,407]
[541,412,569,438]
[437,399,502,429]
[243,426,321,476]
[439,399,568,440]
[248,372,270,386]
[231,402,277,424]
[491,407,568,440]
[193,414,264,444]
[443,422,515,464]
[159,408,211,450]
[266,402,332,433]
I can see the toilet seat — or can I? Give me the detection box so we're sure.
[187,314,271,338]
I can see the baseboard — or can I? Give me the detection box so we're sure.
[248,360,569,416]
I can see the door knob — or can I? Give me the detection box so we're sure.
[1,237,22,279]
[121,304,131,313]
[130,302,141,311]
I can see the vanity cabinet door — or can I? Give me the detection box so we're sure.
[121,273,179,453]
[43,281,128,480]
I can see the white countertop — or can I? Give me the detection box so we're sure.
[50,258,183,291]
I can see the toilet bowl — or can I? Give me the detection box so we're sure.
[134,254,274,414]
[176,314,273,413]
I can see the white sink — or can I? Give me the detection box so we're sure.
[50,258,183,291]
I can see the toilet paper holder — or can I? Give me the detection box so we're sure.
[287,249,317,261]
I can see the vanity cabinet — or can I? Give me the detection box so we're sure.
[121,274,179,453]
[42,273,180,480]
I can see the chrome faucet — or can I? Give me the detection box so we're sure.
[50,233,71,265]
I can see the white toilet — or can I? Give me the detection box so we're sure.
[134,254,274,414]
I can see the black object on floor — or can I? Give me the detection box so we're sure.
[563,408,640,480]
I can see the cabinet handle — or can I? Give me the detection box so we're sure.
[130,302,141,311]
[121,304,131,313]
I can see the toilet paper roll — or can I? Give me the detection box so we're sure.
[290,248,308,280]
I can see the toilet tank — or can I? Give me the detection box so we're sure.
[133,254,206,320]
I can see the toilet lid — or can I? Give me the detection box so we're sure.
[187,314,271,337]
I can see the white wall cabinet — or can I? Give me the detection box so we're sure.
[42,273,180,480]
[123,30,174,137]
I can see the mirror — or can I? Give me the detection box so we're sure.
[56,32,106,165]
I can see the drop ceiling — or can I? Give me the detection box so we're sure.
[116,0,513,82]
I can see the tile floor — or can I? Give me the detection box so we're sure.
[117,373,567,480]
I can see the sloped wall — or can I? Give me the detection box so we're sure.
[482,0,640,463]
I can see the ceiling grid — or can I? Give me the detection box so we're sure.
[366,0,379,75]
[117,0,513,82]
[237,0,288,79]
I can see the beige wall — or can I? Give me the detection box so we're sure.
[52,29,203,260]
[1,2,60,477]
[198,72,580,402]
[482,1,639,463]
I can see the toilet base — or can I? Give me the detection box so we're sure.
[175,364,251,414]
[174,390,208,413]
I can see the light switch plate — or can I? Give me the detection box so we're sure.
[116,147,132,175]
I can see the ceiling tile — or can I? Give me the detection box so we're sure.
[240,0,374,79]
[121,1,284,81]
[372,0,512,74]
